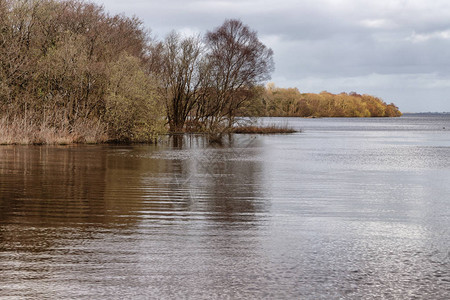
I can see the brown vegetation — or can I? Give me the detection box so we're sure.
[2,0,399,145]
[0,0,165,144]
[262,84,402,118]
[232,124,297,134]
[0,115,107,145]
[0,0,274,144]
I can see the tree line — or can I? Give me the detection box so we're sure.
[261,84,402,118]
[1,0,402,144]
[0,0,274,143]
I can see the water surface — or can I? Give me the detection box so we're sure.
[1,115,449,299]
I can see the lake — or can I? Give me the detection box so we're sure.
[1,114,449,299]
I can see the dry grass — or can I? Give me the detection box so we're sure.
[232,124,297,134]
[0,116,108,145]
[71,119,108,144]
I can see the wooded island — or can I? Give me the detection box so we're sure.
[260,84,402,118]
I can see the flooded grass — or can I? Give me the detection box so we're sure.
[232,124,298,134]
[0,116,108,145]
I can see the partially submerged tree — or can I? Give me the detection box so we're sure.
[202,19,274,132]
[156,32,206,132]
[151,19,274,134]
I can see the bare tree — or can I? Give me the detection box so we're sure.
[203,19,274,131]
[158,32,206,132]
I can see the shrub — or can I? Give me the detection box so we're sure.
[105,55,166,142]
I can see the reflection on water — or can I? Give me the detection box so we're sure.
[1,116,450,299]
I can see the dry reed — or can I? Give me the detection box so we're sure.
[0,116,107,145]
[232,124,297,134]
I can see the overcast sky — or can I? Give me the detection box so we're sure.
[93,0,450,112]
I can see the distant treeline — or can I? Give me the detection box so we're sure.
[261,84,402,118]
[0,0,273,144]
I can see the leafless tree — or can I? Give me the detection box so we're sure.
[157,32,206,132]
[202,19,274,131]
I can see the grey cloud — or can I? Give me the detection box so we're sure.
[93,0,450,112]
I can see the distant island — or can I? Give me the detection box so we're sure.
[256,83,402,118]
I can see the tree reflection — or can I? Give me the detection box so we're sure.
[164,135,267,226]
[0,138,268,253]
[0,145,165,252]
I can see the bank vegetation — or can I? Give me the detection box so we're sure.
[1,0,401,145]
[0,0,274,144]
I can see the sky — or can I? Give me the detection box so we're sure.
[92,0,450,112]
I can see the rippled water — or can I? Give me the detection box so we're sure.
[1,114,449,299]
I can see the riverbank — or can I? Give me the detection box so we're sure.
[0,119,299,145]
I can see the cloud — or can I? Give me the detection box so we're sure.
[360,19,397,30]
[93,0,450,112]
[407,30,450,42]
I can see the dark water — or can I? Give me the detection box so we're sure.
[1,114,449,299]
